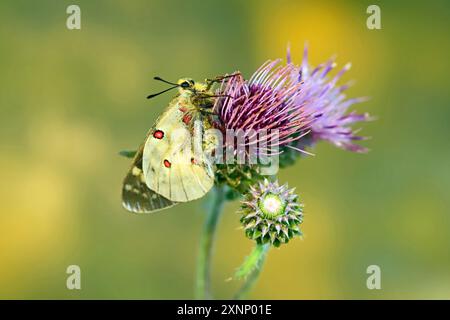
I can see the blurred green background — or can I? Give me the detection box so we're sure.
[1,0,449,299]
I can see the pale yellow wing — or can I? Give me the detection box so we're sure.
[122,141,177,213]
[142,99,215,202]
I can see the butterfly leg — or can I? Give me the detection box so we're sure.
[205,73,241,90]
[199,108,216,115]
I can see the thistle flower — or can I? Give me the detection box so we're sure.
[214,62,312,156]
[287,45,371,153]
[239,179,303,247]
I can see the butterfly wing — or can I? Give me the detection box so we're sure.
[122,141,177,213]
[142,99,215,202]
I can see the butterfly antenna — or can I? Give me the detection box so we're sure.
[147,85,179,99]
[153,76,179,86]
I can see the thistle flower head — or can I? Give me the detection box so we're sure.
[239,179,303,247]
[287,45,371,153]
[215,164,264,200]
[214,62,312,156]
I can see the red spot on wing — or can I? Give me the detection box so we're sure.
[191,157,196,164]
[163,159,171,168]
[182,114,192,125]
[179,107,187,113]
[153,130,164,139]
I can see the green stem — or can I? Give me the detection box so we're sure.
[195,186,225,299]
[234,243,270,300]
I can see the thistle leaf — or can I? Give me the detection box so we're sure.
[118,150,137,158]
[234,243,270,280]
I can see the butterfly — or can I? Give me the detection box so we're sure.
[121,75,234,213]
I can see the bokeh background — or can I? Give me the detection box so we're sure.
[1,0,449,299]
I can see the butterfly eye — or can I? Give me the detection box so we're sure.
[180,81,190,88]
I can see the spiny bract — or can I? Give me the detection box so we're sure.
[238,179,303,247]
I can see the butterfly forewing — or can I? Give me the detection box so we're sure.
[142,98,215,202]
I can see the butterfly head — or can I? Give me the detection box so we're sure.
[147,76,209,100]
[177,78,208,94]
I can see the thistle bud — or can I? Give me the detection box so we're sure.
[239,179,303,247]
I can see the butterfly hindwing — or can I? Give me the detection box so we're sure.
[142,98,215,202]
[122,142,177,213]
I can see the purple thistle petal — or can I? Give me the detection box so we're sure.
[215,64,312,156]
[289,46,371,152]
[215,45,371,157]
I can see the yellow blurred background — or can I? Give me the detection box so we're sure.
[0,0,449,299]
